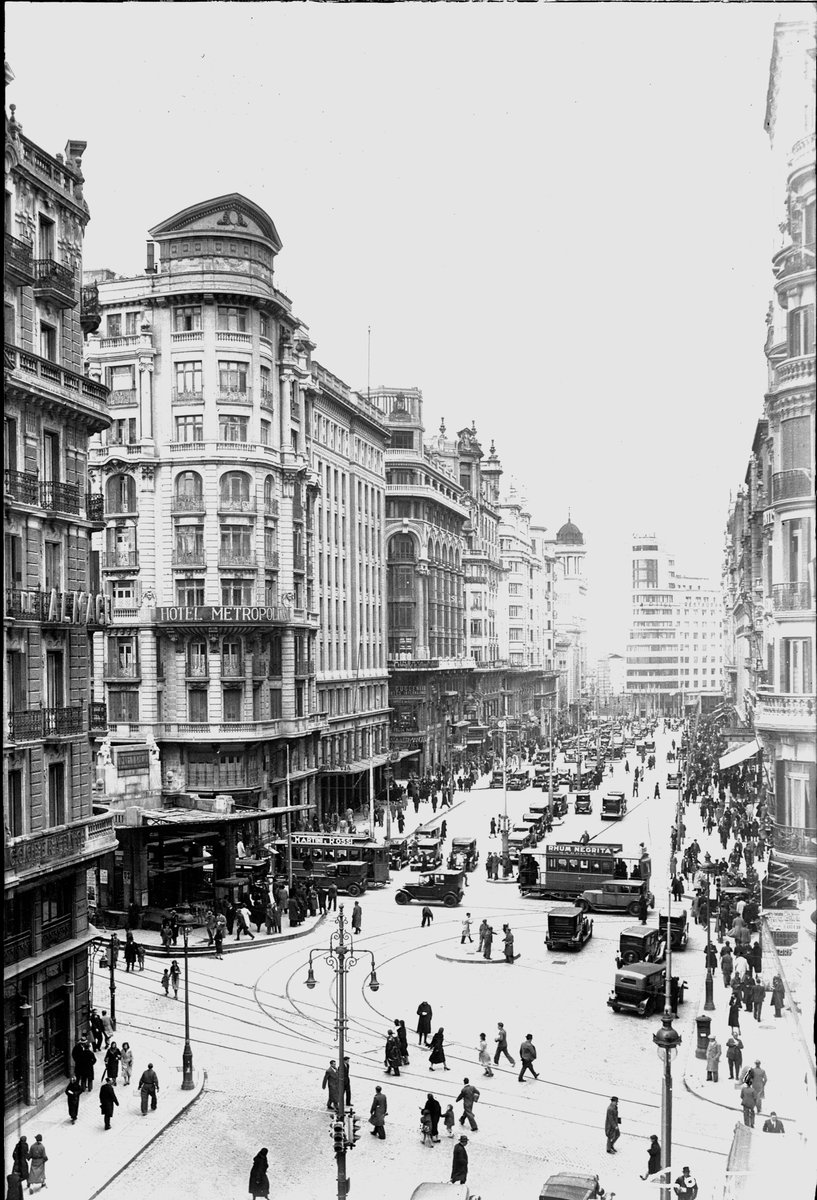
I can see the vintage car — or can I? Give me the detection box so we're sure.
[551,793,569,818]
[601,791,627,820]
[574,791,592,815]
[545,905,593,952]
[395,869,466,908]
[533,767,551,789]
[608,962,687,1017]
[387,837,411,870]
[659,904,689,950]
[615,924,665,967]
[513,822,537,846]
[522,812,545,839]
[409,836,443,871]
[507,830,533,862]
[448,836,479,871]
[507,771,530,791]
[666,772,682,789]
[563,749,578,763]
[489,770,505,789]
[578,879,654,916]
[286,860,369,896]
[410,1185,480,1200]
[539,1174,608,1200]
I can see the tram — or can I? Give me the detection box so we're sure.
[267,832,391,887]
[518,841,644,901]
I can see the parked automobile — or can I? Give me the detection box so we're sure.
[522,812,545,839]
[409,836,443,871]
[387,837,411,870]
[411,1183,479,1200]
[601,791,627,820]
[545,905,593,952]
[615,924,665,967]
[489,770,504,789]
[395,869,466,908]
[287,860,369,896]
[539,1173,608,1199]
[666,772,682,789]
[507,771,530,791]
[607,962,687,1017]
[578,879,654,916]
[574,792,592,815]
[448,836,479,871]
[507,830,533,862]
[551,794,568,817]
[659,904,689,950]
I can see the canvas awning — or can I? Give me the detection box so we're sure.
[719,738,761,771]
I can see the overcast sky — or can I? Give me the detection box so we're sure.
[7,2,797,658]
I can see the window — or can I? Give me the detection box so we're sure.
[220,472,251,508]
[260,365,272,397]
[39,321,57,363]
[6,768,23,838]
[223,688,243,722]
[508,605,523,618]
[217,305,248,332]
[221,577,252,605]
[174,361,203,398]
[111,578,137,604]
[188,688,208,723]
[174,471,203,508]
[174,524,204,560]
[106,473,136,513]
[106,314,122,338]
[260,313,271,340]
[389,602,415,629]
[787,305,815,358]
[38,214,55,258]
[124,312,140,336]
[176,578,205,605]
[269,688,282,718]
[47,762,65,826]
[779,416,811,472]
[44,541,62,590]
[219,414,248,442]
[173,306,201,332]
[3,302,15,347]
[388,534,416,562]
[389,431,415,450]
[187,640,208,675]
[220,525,252,558]
[264,528,277,558]
[108,364,135,395]
[175,415,203,443]
[509,627,523,640]
[108,689,139,722]
[508,583,522,596]
[260,420,271,446]
[264,575,278,605]
[781,638,813,694]
[218,360,249,396]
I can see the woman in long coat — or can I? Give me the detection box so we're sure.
[27,1136,48,1190]
[394,1018,409,1064]
[65,1075,82,1122]
[727,990,742,1032]
[416,1001,432,1047]
[104,1042,122,1082]
[428,1028,450,1071]
[248,1147,270,1199]
[771,975,785,1018]
[11,1138,29,1186]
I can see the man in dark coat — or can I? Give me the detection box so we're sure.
[450,1136,469,1184]
[425,1092,442,1142]
[416,1001,432,1047]
[369,1085,387,1139]
[605,1096,621,1153]
[74,1038,96,1092]
[99,1077,119,1130]
[638,890,649,926]
[641,1134,661,1179]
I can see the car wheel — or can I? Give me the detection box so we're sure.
[347,884,360,897]
[643,998,654,1017]
[577,899,590,913]
[395,892,409,905]
[442,893,459,908]
[628,901,641,917]
[622,951,638,965]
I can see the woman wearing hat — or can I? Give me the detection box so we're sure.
[705,1035,721,1083]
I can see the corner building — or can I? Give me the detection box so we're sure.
[4,86,117,1116]
[83,194,333,909]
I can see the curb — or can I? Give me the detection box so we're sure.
[88,1069,208,1199]
[133,913,327,958]
[436,952,521,965]
[681,1074,798,1126]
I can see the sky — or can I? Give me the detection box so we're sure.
[6,2,798,659]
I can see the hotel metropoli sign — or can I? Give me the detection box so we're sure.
[154,604,291,625]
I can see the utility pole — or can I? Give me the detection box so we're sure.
[500,692,510,876]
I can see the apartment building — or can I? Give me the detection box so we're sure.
[4,81,117,1116]
[308,363,391,815]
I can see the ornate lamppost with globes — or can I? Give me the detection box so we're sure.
[653,882,682,1200]
[176,902,196,1090]
[305,905,379,1200]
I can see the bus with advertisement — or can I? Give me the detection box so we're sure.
[517,841,642,901]
[266,832,391,886]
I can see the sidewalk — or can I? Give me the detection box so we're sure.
[98,909,326,958]
[4,1036,204,1200]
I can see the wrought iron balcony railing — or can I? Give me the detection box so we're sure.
[4,469,39,504]
[102,551,139,569]
[172,549,206,567]
[86,492,104,521]
[39,480,81,514]
[5,234,35,284]
[771,469,813,503]
[171,493,205,513]
[772,581,813,611]
[33,258,76,306]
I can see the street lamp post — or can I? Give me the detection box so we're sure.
[305,905,379,1200]
[653,882,682,1200]
[177,904,196,1090]
[97,935,117,1031]
[703,862,716,1012]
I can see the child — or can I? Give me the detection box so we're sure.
[161,968,170,996]
[136,943,145,972]
[443,1104,456,1137]
[420,1107,434,1147]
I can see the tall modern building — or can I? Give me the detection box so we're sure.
[626,536,723,716]
[81,194,388,910]
[724,15,815,885]
[4,78,117,1116]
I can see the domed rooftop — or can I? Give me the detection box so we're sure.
[556,513,584,545]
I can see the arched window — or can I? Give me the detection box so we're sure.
[388,534,416,562]
[220,471,252,511]
[106,473,136,514]
[263,474,278,516]
[174,471,203,510]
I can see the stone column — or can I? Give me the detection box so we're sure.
[416,561,430,660]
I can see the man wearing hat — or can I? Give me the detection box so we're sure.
[605,1096,621,1153]
[450,1135,469,1184]
[673,1166,699,1198]
[749,1059,767,1112]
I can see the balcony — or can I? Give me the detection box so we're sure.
[215,330,252,345]
[44,706,84,737]
[5,234,35,285]
[772,581,813,612]
[5,931,32,967]
[7,709,44,741]
[4,814,118,886]
[86,492,105,523]
[5,342,109,416]
[41,914,75,951]
[772,822,817,862]
[100,335,141,350]
[105,499,138,517]
[771,469,813,504]
[775,357,815,388]
[89,701,107,733]
[109,389,138,407]
[266,551,280,570]
[294,658,315,676]
[102,551,139,570]
[293,552,306,573]
[33,258,75,307]
[218,551,257,569]
[172,549,206,568]
[171,494,205,514]
[217,386,252,405]
[264,499,279,517]
[185,662,210,679]
[39,480,81,515]
[170,330,203,344]
[260,390,274,413]
[772,244,815,284]
[4,469,39,505]
[80,283,101,335]
[172,389,204,405]
[218,496,256,514]
[221,658,245,678]
[754,690,815,733]
[104,662,141,680]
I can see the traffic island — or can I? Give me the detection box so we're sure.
[436,945,522,965]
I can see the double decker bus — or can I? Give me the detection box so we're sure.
[518,841,642,901]
[267,832,391,886]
